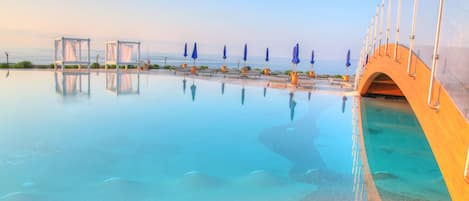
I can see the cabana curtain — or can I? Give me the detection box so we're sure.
[119,44,134,63]
[64,40,78,62]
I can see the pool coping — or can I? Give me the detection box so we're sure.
[357,98,382,201]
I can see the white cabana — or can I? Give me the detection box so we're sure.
[54,37,91,71]
[105,40,141,71]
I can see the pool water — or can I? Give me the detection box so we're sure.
[0,70,354,201]
[361,97,451,201]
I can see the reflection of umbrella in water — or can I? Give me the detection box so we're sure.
[289,93,296,121]
[183,79,187,94]
[263,87,267,97]
[342,96,348,113]
[289,92,294,107]
[308,91,311,101]
[191,82,196,102]
[241,87,245,105]
[221,82,225,95]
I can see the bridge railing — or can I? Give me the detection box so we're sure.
[355,0,468,121]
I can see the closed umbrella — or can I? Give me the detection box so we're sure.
[346,49,351,71]
[291,43,300,71]
[191,42,198,66]
[290,44,300,85]
[184,43,188,59]
[223,45,227,62]
[309,50,315,78]
[243,44,248,68]
[345,50,351,81]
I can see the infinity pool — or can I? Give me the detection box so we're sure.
[0,70,354,201]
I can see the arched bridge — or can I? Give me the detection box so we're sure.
[357,44,469,200]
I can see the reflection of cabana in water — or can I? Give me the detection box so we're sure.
[53,37,91,71]
[105,71,140,96]
[54,71,90,98]
[105,40,141,71]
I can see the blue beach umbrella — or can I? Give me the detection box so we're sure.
[346,49,351,67]
[310,50,315,65]
[183,43,188,58]
[265,48,269,62]
[292,43,300,64]
[191,42,198,66]
[296,43,300,63]
[243,44,248,63]
[223,45,227,60]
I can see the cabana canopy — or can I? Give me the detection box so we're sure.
[105,40,141,70]
[54,37,91,71]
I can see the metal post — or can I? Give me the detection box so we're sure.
[394,0,402,61]
[366,25,371,59]
[96,54,99,69]
[370,19,375,60]
[87,39,91,71]
[407,0,418,77]
[372,6,379,56]
[137,42,141,72]
[115,41,119,73]
[104,43,107,71]
[78,39,82,70]
[427,0,444,110]
[379,0,385,55]
[385,0,392,56]
[87,71,90,97]
[62,37,65,71]
[54,40,57,70]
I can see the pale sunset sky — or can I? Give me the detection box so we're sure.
[0,0,440,60]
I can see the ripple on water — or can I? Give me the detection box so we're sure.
[96,177,146,201]
[0,192,39,201]
[240,170,286,187]
[180,171,224,189]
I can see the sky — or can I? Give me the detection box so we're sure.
[0,0,381,61]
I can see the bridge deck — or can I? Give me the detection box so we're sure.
[357,44,469,200]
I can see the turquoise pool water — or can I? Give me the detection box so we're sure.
[0,70,354,201]
[361,98,451,201]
